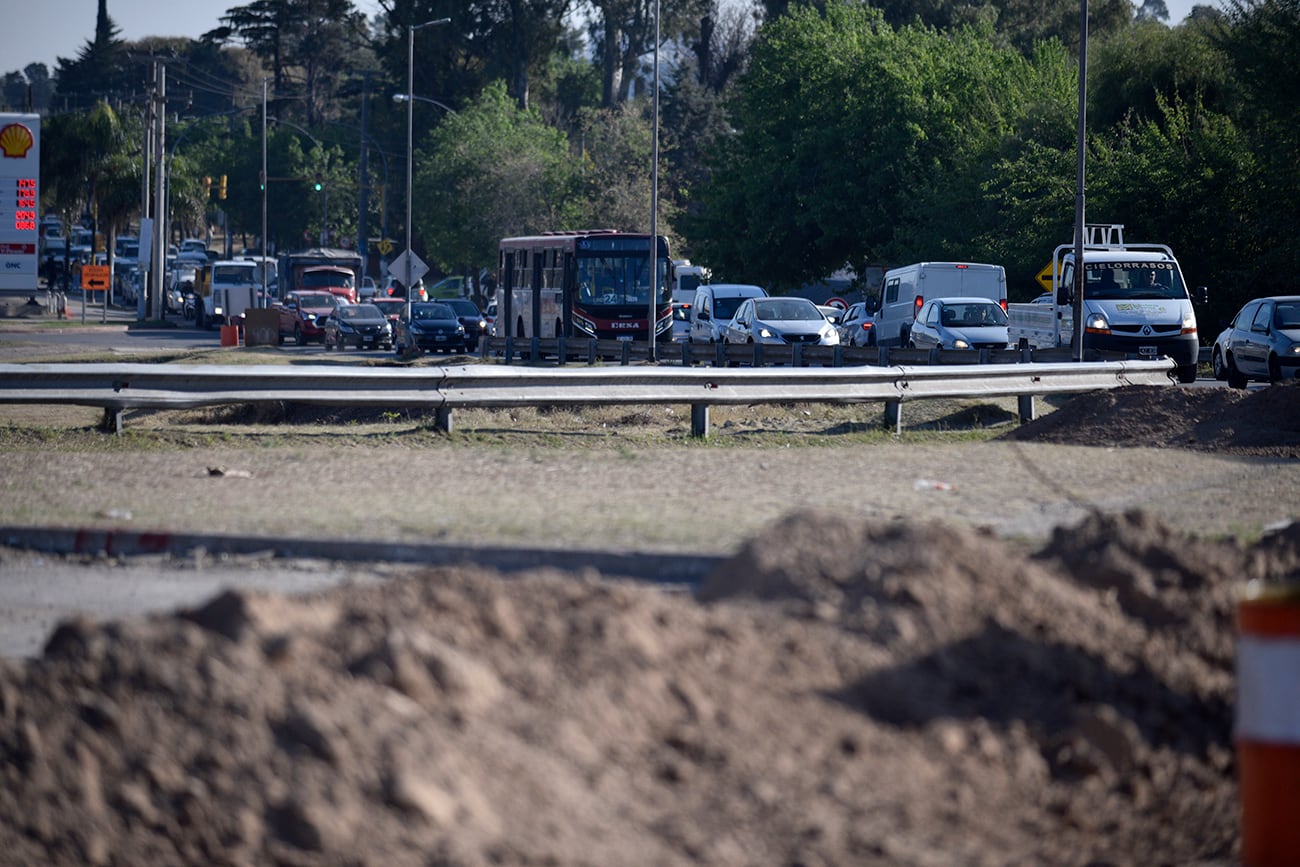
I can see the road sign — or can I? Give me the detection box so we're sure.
[81,264,111,291]
[825,296,849,311]
[1036,261,1057,292]
[387,250,428,287]
[376,238,393,256]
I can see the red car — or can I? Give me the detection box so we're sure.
[276,291,341,345]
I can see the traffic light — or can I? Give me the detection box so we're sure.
[258,170,265,192]
[313,174,323,192]
[202,176,212,196]
[218,175,228,200]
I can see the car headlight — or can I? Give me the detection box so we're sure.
[952,338,970,349]
[455,325,465,334]
[1084,312,1110,332]
[1287,343,1300,356]
[758,327,774,339]
[304,313,317,322]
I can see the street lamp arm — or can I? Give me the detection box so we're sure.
[392,93,457,115]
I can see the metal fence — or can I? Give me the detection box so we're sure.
[0,357,1176,436]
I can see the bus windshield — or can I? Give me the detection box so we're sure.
[577,255,670,307]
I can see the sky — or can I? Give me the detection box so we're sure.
[16,0,386,72]
[17,0,1208,76]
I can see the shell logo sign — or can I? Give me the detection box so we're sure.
[0,122,34,159]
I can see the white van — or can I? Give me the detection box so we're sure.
[875,262,1007,348]
[689,283,767,343]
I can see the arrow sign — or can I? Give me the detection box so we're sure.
[81,264,111,290]
[387,250,428,287]
[1036,261,1057,292]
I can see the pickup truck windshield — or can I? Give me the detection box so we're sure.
[1084,262,1185,301]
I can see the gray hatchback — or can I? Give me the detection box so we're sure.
[1212,295,1300,387]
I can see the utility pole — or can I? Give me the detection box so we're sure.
[139,62,153,320]
[151,62,167,321]
[358,71,371,279]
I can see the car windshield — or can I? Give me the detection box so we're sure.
[753,299,822,321]
[297,294,337,309]
[301,270,354,289]
[446,299,480,315]
[713,297,751,321]
[1084,263,1186,300]
[412,304,454,321]
[1273,302,1300,330]
[340,304,382,320]
[941,302,1008,327]
[577,255,670,306]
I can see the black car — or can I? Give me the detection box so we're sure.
[442,297,488,351]
[393,302,469,354]
[323,303,393,350]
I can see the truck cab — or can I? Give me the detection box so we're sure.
[1007,225,1205,383]
[193,260,260,330]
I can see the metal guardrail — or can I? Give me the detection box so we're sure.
[0,357,1176,437]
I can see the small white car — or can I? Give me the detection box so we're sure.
[723,297,840,346]
[907,297,1010,351]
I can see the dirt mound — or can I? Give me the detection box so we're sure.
[1000,382,1300,456]
[3,509,1293,865]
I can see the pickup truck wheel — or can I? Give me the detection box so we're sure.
[294,324,304,346]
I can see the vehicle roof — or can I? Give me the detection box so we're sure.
[929,296,1005,304]
[702,283,765,294]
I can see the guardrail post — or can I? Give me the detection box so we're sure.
[100,405,124,435]
[714,343,725,368]
[878,346,890,367]
[792,343,802,367]
[435,406,453,433]
[588,338,598,365]
[530,336,540,362]
[503,336,514,363]
[883,399,901,434]
[691,404,709,438]
[752,343,763,368]
[621,341,631,366]
[833,345,843,367]
[556,334,565,366]
[928,346,941,366]
[1018,341,1036,422]
[979,347,990,365]
[681,341,690,367]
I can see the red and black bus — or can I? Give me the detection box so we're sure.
[496,230,673,343]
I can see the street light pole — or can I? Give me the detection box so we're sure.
[405,17,451,322]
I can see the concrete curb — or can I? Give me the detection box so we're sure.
[0,525,724,586]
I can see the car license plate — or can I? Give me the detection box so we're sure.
[435,335,446,341]
[617,335,633,342]
[1138,345,1158,356]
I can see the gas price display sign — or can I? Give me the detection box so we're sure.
[0,113,40,291]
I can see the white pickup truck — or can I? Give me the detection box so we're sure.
[1007,224,1205,383]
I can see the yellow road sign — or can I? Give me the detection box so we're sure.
[377,238,393,256]
[1035,261,1057,292]
[81,264,111,291]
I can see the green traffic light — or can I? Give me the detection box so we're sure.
[313,182,322,192]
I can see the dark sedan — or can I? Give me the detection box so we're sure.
[323,303,393,351]
[442,297,489,351]
[393,302,470,354]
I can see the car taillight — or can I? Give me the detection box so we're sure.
[913,295,923,320]
[999,299,1007,313]
[861,322,872,331]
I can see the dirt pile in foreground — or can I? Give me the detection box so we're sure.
[1000,381,1300,456]
[4,510,1297,865]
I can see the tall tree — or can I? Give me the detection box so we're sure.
[53,0,135,111]
[412,81,577,280]
[586,0,710,105]
[476,0,575,109]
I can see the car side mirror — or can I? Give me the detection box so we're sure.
[699,310,710,321]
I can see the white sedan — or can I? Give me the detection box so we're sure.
[723,297,840,346]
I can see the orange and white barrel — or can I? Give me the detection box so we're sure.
[1237,581,1300,867]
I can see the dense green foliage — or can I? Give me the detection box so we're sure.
[15,0,1300,329]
